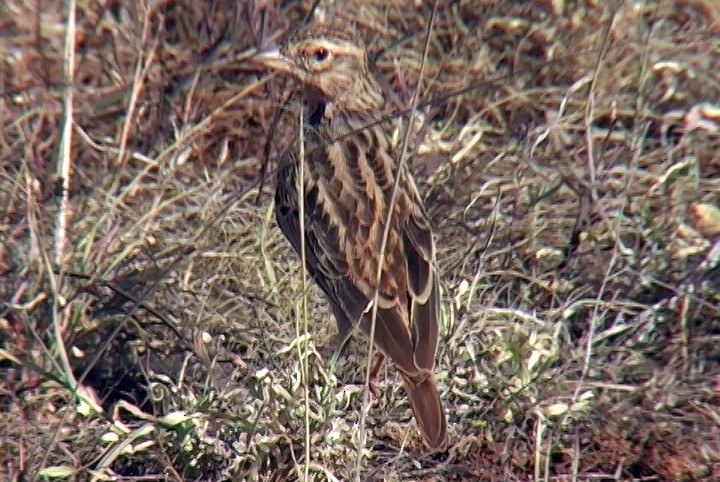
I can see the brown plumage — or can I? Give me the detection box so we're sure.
[254,21,447,449]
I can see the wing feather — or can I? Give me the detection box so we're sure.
[276,129,439,375]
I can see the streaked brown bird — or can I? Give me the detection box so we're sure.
[254,21,447,449]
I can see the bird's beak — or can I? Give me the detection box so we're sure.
[252,47,295,75]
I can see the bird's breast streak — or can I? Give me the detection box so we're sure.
[300,123,412,298]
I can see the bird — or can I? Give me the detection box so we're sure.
[253,20,447,450]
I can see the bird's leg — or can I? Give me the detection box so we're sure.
[368,353,386,398]
[326,309,356,371]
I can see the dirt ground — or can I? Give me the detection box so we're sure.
[1,0,719,480]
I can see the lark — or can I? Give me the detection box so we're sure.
[254,21,447,449]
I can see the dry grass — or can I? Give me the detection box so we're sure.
[1,0,719,480]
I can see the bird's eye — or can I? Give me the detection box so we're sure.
[312,48,330,62]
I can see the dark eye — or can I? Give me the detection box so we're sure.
[313,48,329,62]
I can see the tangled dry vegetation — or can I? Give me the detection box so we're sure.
[1,0,719,480]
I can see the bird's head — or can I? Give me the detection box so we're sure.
[254,23,373,103]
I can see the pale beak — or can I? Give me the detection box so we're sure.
[252,47,295,76]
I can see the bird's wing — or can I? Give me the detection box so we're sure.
[276,145,439,375]
[356,179,439,376]
[403,202,440,373]
[275,151,370,334]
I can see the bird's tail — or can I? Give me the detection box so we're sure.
[401,374,447,449]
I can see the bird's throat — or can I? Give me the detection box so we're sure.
[308,102,326,126]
